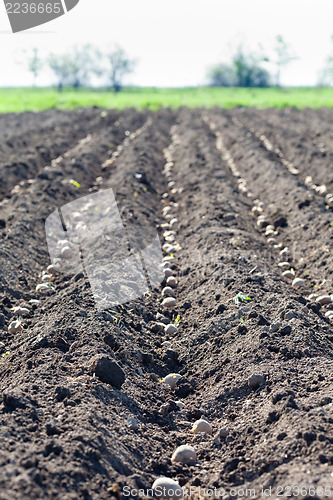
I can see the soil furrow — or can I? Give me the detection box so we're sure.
[232,108,333,189]
[0,109,333,499]
[0,109,121,197]
[208,109,333,297]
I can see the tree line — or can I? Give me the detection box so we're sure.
[207,35,296,88]
[25,35,333,91]
[26,44,136,92]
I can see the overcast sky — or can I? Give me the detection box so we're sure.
[0,0,332,87]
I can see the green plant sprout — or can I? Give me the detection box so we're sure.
[233,292,251,305]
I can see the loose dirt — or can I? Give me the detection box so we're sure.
[0,108,333,499]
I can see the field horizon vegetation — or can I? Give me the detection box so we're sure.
[2,86,333,113]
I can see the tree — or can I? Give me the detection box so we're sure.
[104,45,136,92]
[28,48,43,86]
[207,63,236,87]
[273,35,297,86]
[14,47,43,86]
[47,45,100,91]
[48,53,73,91]
[232,47,270,87]
[207,46,270,88]
[67,44,100,89]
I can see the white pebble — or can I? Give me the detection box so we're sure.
[162,297,176,308]
[166,276,177,288]
[163,256,175,262]
[11,307,29,316]
[165,235,175,243]
[292,278,305,287]
[162,287,175,298]
[57,239,70,247]
[191,418,212,435]
[278,262,290,269]
[47,264,60,274]
[42,274,52,282]
[251,206,263,216]
[282,270,294,279]
[152,477,183,499]
[171,445,197,464]
[164,324,178,335]
[61,246,72,259]
[36,283,52,292]
[164,268,173,279]
[162,373,182,389]
[162,206,172,215]
[325,311,333,318]
[316,295,332,305]
[175,401,185,409]
[8,320,23,334]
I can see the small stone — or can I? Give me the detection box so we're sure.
[316,295,331,305]
[61,246,72,259]
[217,428,229,438]
[175,401,185,409]
[166,276,177,288]
[162,373,182,389]
[292,278,305,287]
[152,477,183,498]
[282,270,294,279]
[47,264,60,274]
[12,307,29,316]
[325,311,333,318]
[270,322,281,332]
[151,323,164,333]
[162,287,175,298]
[91,356,125,389]
[278,262,290,269]
[191,418,212,435]
[8,319,23,334]
[171,445,197,464]
[248,374,265,389]
[162,297,176,309]
[164,268,173,279]
[164,324,178,335]
[128,417,139,430]
[280,325,292,335]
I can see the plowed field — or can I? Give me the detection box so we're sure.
[1,108,333,499]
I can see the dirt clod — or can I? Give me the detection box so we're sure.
[91,355,125,389]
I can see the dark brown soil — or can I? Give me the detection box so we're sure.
[0,108,333,500]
